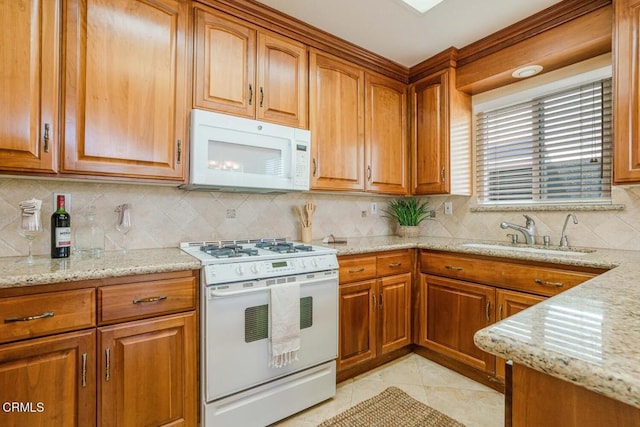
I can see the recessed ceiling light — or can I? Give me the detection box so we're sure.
[400,0,445,14]
[512,65,543,79]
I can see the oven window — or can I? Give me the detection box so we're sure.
[244,297,313,343]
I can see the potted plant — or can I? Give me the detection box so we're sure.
[383,198,432,238]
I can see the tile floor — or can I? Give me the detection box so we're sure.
[274,353,505,427]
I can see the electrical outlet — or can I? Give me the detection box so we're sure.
[361,210,367,218]
[53,193,71,212]
[226,209,236,219]
[444,201,453,215]
[370,202,377,215]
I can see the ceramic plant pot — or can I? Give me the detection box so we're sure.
[396,225,421,238]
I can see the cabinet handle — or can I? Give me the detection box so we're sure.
[367,165,371,181]
[81,353,87,388]
[4,311,54,323]
[348,268,365,273]
[389,263,402,268]
[372,294,376,311]
[498,304,503,321]
[445,265,463,271]
[105,348,111,382]
[249,84,253,106]
[260,86,264,107]
[486,301,491,322]
[43,123,50,153]
[379,293,383,308]
[177,140,182,165]
[312,158,317,176]
[133,295,167,304]
[440,167,445,182]
[534,279,564,288]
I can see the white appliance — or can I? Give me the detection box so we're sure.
[181,109,311,192]
[180,239,339,427]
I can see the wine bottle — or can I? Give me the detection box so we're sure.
[51,195,71,258]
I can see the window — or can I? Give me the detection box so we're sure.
[475,78,612,205]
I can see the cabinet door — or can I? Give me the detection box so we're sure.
[411,70,449,194]
[194,7,256,118]
[365,73,409,194]
[309,50,365,191]
[614,0,640,183]
[418,274,495,373]
[494,289,544,379]
[62,0,188,180]
[0,330,96,427]
[0,0,59,173]
[378,273,412,355]
[257,32,308,128]
[338,279,376,371]
[98,312,197,427]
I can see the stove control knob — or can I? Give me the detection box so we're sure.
[235,265,244,276]
[298,259,306,269]
[251,264,261,274]
[311,258,318,268]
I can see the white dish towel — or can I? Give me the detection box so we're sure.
[269,282,300,368]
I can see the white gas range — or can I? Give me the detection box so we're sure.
[180,239,339,427]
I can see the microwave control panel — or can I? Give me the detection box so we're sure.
[294,141,310,188]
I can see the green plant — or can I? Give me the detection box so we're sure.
[383,198,432,226]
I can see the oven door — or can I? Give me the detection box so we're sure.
[204,270,338,402]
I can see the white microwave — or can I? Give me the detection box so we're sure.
[181,109,311,192]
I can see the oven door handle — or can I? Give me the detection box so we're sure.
[208,275,337,299]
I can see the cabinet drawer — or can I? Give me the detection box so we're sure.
[376,251,412,276]
[339,256,377,283]
[0,288,95,344]
[99,277,196,325]
[421,251,599,297]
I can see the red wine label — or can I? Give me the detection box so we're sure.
[55,227,71,247]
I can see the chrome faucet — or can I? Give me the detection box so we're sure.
[500,214,536,245]
[560,213,578,247]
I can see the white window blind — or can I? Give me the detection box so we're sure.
[476,78,612,205]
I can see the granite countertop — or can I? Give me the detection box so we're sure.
[2,235,639,409]
[323,235,640,409]
[0,248,201,288]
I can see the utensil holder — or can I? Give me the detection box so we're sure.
[301,226,312,243]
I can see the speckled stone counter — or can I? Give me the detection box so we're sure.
[0,248,201,289]
[323,235,640,409]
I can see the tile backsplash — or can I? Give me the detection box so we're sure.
[1,177,639,258]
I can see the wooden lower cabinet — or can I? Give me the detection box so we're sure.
[509,363,640,426]
[98,312,197,427]
[495,289,544,380]
[338,272,412,373]
[417,274,496,373]
[0,329,96,427]
[338,279,377,370]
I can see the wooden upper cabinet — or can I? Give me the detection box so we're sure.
[309,50,365,191]
[256,32,308,127]
[194,7,308,128]
[365,73,409,194]
[614,0,640,183]
[194,8,256,117]
[61,0,188,181]
[411,68,471,195]
[0,0,60,173]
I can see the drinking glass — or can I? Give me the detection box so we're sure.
[115,204,132,253]
[16,209,44,265]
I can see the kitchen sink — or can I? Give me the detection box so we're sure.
[460,242,595,256]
